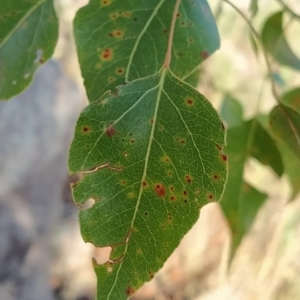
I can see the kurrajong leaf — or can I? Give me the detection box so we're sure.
[269,104,300,160]
[69,68,227,299]
[221,118,283,257]
[0,0,59,100]
[74,0,220,102]
[261,11,300,70]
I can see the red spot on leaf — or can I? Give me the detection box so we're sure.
[200,51,209,60]
[105,125,116,137]
[154,184,165,198]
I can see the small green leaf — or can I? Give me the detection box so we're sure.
[221,118,282,256]
[69,68,227,299]
[281,87,300,113]
[74,0,220,102]
[232,182,266,251]
[220,94,243,128]
[269,104,300,160]
[0,0,59,100]
[251,120,284,176]
[249,0,259,17]
[261,11,300,70]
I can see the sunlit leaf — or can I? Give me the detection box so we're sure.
[0,0,58,100]
[221,118,282,256]
[69,68,227,299]
[221,94,243,128]
[269,104,300,160]
[74,0,220,102]
[261,11,300,70]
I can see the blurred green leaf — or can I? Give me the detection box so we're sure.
[221,94,243,128]
[249,0,258,17]
[281,87,300,113]
[279,143,300,199]
[261,11,300,70]
[74,0,220,102]
[222,118,283,256]
[0,0,59,100]
[269,104,300,160]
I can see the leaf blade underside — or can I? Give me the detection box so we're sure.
[69,69,227,299]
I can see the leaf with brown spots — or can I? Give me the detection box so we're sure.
[69,68,226,299]
[74,0,220,102]
[0,0,58,100]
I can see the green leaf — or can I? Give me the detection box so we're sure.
[220,94,243,128]
[68,68,227,299]
[74,0,220,102]
[249,0,258,17]
[0,0,59,100]
[281,87,300,113]
[261,11,300,70]
[221,118,282,256]
[269,104,300,160]
[279,143,300,199]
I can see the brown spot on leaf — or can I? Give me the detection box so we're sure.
[125,286,135,296]
[200,51,209,60]
[108,77,115,82]
[170,195,176,201]
[169,186,175,192]
[186,98,194,106]
[207,193,214,201]
[183,190,187,196]
[154,184,165,198]
[101,48,113,61]
[221,154,227,162]
[116,68,124,75]
[185,175,192,183]
[105,125,116,137]
[142,181,148,188]
[213,174,220,181]
[101,0,111,6]
[82,126,91,133]
[109,29,124,38]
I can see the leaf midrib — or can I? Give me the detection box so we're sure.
[125,0,166,81]
[0,0,45,48]
[106,67,167,299]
